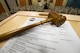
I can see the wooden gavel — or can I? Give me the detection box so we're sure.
[0,12,66,41]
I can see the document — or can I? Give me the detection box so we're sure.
[0,17,80,53]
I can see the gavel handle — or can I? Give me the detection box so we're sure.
[0,18,52,41]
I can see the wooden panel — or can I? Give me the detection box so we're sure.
[28,0,32,5]
[0,15,28,35]
[19,0,26,6]
[55,0,63,6]
[0,2,5,14]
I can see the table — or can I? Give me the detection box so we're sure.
[0,11,80,48]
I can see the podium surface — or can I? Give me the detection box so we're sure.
[0,11,80,48]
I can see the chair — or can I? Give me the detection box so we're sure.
[30,5,37,11]
[69,8,78,15]
[26,5,31,11]
[43,9,51,12]
[20,6,26,11]
[61,7,69,14]
[77,9,80,15]
[54,6,60,12]
[36,6,44,12]
[16,6,21,11]
[51,7,55,12]
[54,6,65,13]
[0,14,2,22]
[10,7,18,14]
[73,8,78,15]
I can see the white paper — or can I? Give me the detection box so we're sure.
[0,17,80,53]
[19,17,46,28]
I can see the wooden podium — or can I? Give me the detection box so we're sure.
[0,11,80,48]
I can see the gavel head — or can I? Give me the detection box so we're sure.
[48,12,66,27]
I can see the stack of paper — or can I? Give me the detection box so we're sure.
[0,17,80,53]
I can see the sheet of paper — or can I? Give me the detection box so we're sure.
[19,17,46,28]
[0,17,80,53]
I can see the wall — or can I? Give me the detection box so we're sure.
[19,0,26,6]
[0,0,68,15]
[62,0,68,6]
[0,2,5,14]
[0,0,10,15]
[32,0,37,6]
[6,0,17,9]
[48,0,56,8]
[66,0,80,8]
[31,0,68,8]
[17,0,29,6]
[2,0,68,10]
[30,0,68,8]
